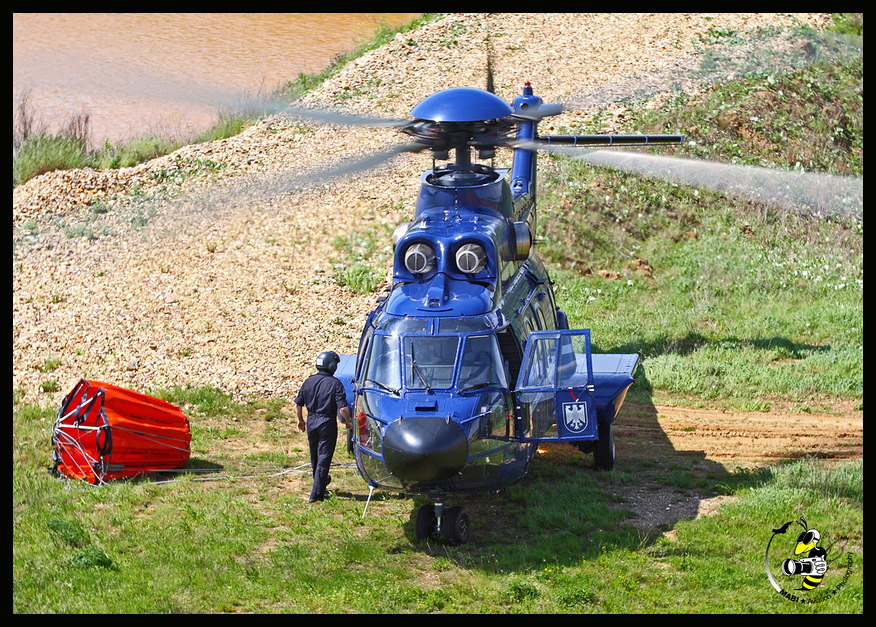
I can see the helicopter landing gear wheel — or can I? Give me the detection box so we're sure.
[415,504,440,542]
[443,506,470,546]
[594,420,615,471]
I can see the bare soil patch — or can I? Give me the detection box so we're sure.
[622,401,863,465]
[605,401,863,530]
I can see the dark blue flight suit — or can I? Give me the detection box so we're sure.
[294,371,348,502]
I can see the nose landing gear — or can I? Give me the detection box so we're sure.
[415,499,470,546]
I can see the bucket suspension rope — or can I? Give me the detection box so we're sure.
[51,384,113,484]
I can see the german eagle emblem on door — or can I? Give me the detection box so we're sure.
[563,401,589,433]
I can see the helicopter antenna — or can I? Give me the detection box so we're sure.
[485,20,495,94]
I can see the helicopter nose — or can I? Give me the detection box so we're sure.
[383,416,468,482]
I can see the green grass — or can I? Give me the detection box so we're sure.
[11,114,237,189]
[330,221,396,294]
[12,390,863,613]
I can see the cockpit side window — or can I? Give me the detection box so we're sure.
[520,335,557,388]
[363,333,401,392]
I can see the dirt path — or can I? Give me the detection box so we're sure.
[622,401,863,465]
[525,399,863,531]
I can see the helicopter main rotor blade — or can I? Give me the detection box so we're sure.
[223,140,431,205]
[147,139,432,234]
[562,30,862,115]
[297,140,430,187]
[543,146,863,219]
[534,134,683,146]
[281,103,413,129]
[191,92,414,130]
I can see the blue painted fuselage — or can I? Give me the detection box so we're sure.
[345,165,558,494]
[332,84,638,496]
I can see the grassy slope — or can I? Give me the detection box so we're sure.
[541,43,863,413]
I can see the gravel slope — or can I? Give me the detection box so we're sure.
[13,13,831,407]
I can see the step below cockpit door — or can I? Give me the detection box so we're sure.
[513,329,597,443]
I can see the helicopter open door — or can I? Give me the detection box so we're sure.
[514,329,638,451]
[514,329,596,443]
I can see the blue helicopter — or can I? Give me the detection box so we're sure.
[325,82,682,545]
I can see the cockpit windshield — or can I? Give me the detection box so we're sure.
[404,336,458,390]
[362,317,509,393]
[458,333,508,391]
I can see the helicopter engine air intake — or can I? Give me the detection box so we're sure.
[455,243,487,274]
[404,242,436,275]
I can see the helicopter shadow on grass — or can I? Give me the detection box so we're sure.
[395,333,793,569]
[390,396,725,570]
[614,332,831,362]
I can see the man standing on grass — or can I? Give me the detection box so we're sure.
[295,351,353,503]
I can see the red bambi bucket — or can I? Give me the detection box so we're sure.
[51,379,191,484]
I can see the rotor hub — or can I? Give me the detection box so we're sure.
[410,87,513,123]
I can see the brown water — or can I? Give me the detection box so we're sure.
[13,13,420,146]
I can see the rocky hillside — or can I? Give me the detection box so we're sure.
[12,13,830,406]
